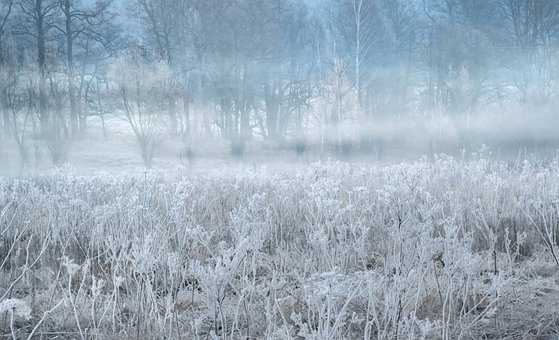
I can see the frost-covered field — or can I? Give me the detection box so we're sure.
[2,158,559,339]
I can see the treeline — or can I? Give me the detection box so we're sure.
[1,0,559,168]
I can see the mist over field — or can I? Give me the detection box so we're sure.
[2,0,559,339]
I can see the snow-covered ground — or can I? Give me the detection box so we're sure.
[2,157,559,339]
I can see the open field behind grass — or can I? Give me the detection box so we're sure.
[2,157,559,339]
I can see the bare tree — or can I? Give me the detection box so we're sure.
[8,70,32,171]
[499,0,559,104]
[14,0,58,137]
[351,0,376,108]
[51,0,114,135]
[0,0,13,65]
[113,53,171,168]
[135,0,195,136]
[499,0,559,48]
[0,0,14,137]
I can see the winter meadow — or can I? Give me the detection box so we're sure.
[3,0,559,339]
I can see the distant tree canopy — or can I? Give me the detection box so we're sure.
[2,0,559,166]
